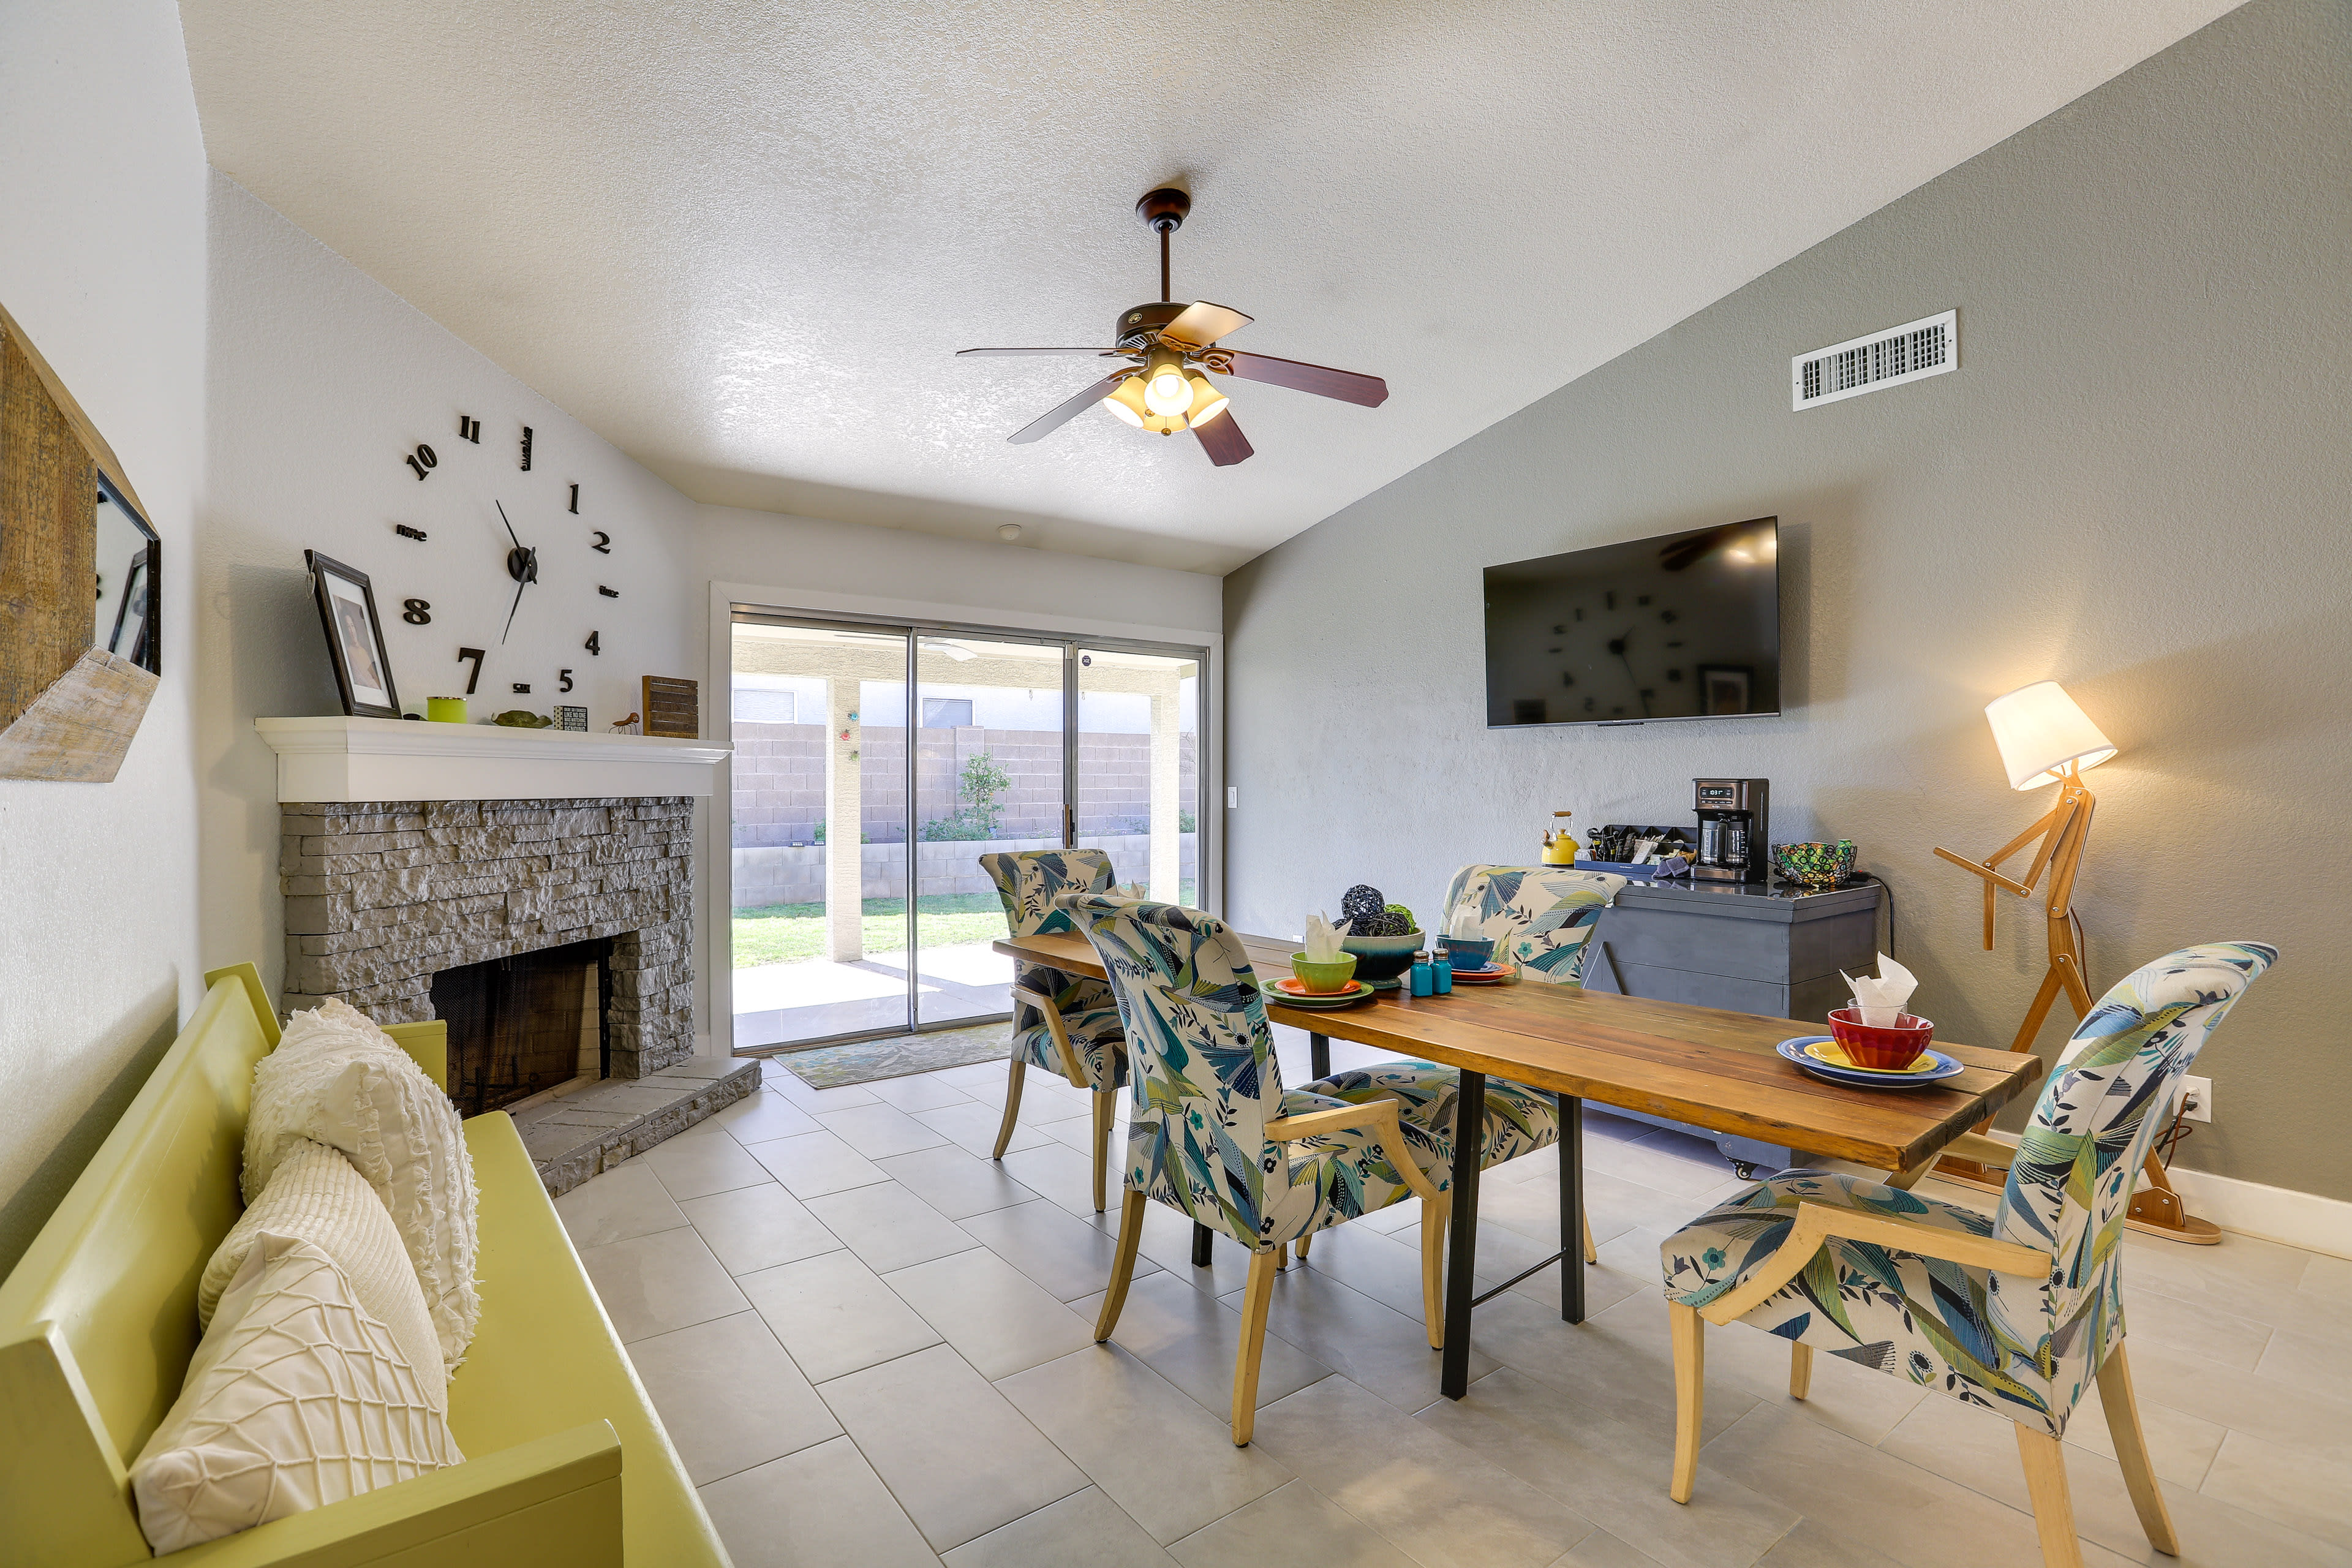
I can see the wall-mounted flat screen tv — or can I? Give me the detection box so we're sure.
[1485,518,1780,728]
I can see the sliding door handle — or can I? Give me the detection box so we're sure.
[1063,803,1076,849]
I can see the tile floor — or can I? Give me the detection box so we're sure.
[553,1027,2352,1568]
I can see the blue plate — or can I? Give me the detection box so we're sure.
[1776,1035,1964,1090]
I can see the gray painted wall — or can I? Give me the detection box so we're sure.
[1223,0,2350,1199]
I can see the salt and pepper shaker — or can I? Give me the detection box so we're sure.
[1432,951,1453,994]
[1409,955,1434,997]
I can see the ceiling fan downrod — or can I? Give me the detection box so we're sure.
[1136,187,1189,305]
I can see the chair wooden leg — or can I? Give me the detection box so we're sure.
[2096,1346,2179,1555]
[1581,1202,1596,1265]
[1296,1231,1311,1259]
[2015,1425,2087,1568]
[1670,1301,1704,1504]
[1095,1191,1146,1343]
[1232,1248,1280,1446]
[1789,1342,1813,1400]
[1090,1088,1114,1213]
[991,1058,1028,1161]
[1420,1194,1447,1350]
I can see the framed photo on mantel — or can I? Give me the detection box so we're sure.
[305,550,402,719]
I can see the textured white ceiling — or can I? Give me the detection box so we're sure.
[181,1,2234,573]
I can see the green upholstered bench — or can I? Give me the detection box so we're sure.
[0,963,731,1566]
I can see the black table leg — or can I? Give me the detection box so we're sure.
[1192,1222,1214,1267]
[1441,1069,1485,1398]
[1559,1092,1585,1324]
[1309,1031,1330,1081]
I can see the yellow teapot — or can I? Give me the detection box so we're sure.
[1541,810,1577,865]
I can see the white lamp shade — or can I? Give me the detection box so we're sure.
[1984,680,2117,790]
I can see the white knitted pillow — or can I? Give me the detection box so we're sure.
[246,998,480,1367]
[202,1138,446,1395]
[130,1232,463,1553]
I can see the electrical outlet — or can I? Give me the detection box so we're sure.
[2180,1075,2212,1123]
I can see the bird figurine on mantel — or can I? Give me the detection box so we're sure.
[609,712,641,734]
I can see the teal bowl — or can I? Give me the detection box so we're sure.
[1342,930,1423,987]
[1439,935,1496,972]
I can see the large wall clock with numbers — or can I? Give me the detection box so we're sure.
[375,412,622,723]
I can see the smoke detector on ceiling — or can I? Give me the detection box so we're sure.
[1792,309,1956,410]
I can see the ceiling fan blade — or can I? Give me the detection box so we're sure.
[1218,350,1387,408]
[1192,410,1254,467]
[957,347,1123,357]
[1007,371,1133,444]
[1159,301,1253,350]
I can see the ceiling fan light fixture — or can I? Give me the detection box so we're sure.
[1185,374,1229,427]
[1101,375,1149,428]
[1142,412,1187,435]
[1143,349,1192,417]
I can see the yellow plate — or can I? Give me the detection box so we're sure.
[1804,1039,1934,1075]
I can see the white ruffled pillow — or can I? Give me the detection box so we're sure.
[130,1232,463,1552]
[246,998,480,1367]
[202,1138,447,1394]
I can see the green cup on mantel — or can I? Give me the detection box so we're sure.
[1290,952,1359,995]
[425,696,467,723]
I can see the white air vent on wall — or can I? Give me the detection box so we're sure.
[1792,309,1956,410]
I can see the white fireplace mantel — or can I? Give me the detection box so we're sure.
[256,716,729,803]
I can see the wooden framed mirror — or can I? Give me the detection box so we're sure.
[0,300,162,781]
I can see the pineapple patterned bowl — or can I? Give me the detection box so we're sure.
[1771,839,1857,890]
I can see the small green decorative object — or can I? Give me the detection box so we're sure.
[492,709,555,728]
[1771,839,1858,890]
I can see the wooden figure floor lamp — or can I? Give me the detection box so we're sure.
[1934,680,2217,1243]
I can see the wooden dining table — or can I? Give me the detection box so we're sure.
[993,928,2045,1399]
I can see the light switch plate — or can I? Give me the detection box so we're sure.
[1226,786,1237,808]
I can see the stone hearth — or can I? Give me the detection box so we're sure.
[279,796,697,1079]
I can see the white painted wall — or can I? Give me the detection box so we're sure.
[0,0,209,1271]
[198,172,707,1025]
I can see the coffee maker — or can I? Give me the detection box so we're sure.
[1692,778,1769,884]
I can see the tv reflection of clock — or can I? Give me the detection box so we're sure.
[1544,590,1687,718]
[382,413,616,711]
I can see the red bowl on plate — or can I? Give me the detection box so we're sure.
[1826,1008,1935,1071]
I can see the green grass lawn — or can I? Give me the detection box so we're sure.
[732,894,1009,968]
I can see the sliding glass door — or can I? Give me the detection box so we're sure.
[730,609,1204,1051]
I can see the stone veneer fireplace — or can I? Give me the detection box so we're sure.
[278,796,696,1080]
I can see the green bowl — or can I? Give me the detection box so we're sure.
[1289,952,1360,994]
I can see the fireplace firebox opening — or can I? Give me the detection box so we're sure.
[430,935,615,1117]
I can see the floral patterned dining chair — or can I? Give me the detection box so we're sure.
[979,849,1126,1211]
[1657,941,2278,1568]
[1063,893,1457,1446]
[1333,863,1629,1267]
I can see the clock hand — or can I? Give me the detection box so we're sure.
[500,575,527,646]
[496,499,522,551]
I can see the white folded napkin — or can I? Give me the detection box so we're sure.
[1302,912,1352,963]
[1840,954,1918,1027]
[1447,904,1483,941]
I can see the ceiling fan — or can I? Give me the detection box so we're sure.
[956,188,1389,467]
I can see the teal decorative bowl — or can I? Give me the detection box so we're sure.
[1342,930,1423,988]
[1772,839,1858,889]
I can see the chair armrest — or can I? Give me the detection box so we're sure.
[1010,986,1088,1084]
[1940,1131,2017,1169]
[1697,1200,2049,1326]
[1265,1097,1443,1204]
[168,1421,622,1567]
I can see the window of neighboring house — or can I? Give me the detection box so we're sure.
[921,697,974,728]
[734,688,797,723]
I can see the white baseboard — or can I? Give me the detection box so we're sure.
[1948,1134,2350,1260]
[2163,1165,2352,1259]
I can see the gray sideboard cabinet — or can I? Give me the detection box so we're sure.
[1578,877,1887,1177]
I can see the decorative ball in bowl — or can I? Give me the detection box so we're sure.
[1341,930,1423,988]
[1289,952,1360,995]
[1826,1007,1934,1071]
[1773,839,1858,890]
[1438,935,1496,973]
